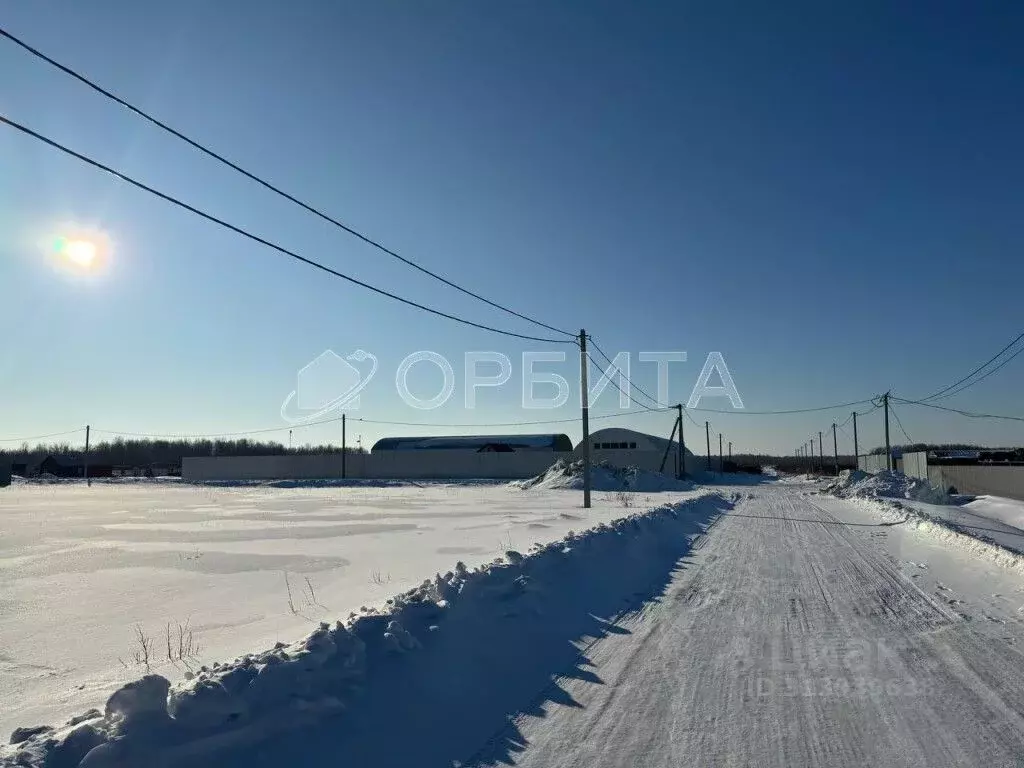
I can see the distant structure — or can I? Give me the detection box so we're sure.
[371,434,573,453]
[576,427,696,473]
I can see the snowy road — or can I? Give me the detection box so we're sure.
[491,484,1024,767]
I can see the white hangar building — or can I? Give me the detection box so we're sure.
[574,427,699,476]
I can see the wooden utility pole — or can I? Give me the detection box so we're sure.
[818,431,823,472]
[579,330,591,509]
[719,433,723,472]
[852,411,859,466]
[883,392,892,471]
[341,413,347,479]
[832,423,839,475]
[728,441,732,461]
[659,416,679,474]
[705,421,711,472]
[677,404,685,479]
[84,425,91,487]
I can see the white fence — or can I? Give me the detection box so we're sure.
[183,448,696,482]
[857,454,890,474]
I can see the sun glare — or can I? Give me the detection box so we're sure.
[64,239,98,267]
[51,231,110,273]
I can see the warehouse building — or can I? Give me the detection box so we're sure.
[372,434,573,453]
[184,426,696,481]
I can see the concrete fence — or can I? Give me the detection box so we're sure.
[182,448,698,482]
[858,449,1024,502]
[857,454,891,474]
[901,451,929,481]
[926,464,1024,502]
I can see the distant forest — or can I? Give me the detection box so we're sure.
[1,437,364,471]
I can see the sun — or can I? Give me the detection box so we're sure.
[63,239,98,268]
[52,232,110,272]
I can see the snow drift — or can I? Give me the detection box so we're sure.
[823,469,951,505]
[2,491,730,768]
[511,458,692,493]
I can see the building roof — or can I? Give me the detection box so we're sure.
[371,434,573,452]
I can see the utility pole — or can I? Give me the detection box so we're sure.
[84,425,91,487]
[579,330,591,509]
[832,423,839,475]
[705,421,711,472]
[719,433,723,472]
[810,438,815,472]
[728,441,732,461]
[677,404,685,479]
[852,411,859,466]
[289,430,293,450]
[659,417,679,475]
[883,392,892,472]
[818,431,823,473]
[341,414,347,479]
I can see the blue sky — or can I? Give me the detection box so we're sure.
[2,0,1022,454]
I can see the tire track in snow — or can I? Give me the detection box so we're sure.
[505,485,1024,767]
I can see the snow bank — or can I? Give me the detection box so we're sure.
[511,458,692,492]
[823,470,951,505]
[2,492,729,768]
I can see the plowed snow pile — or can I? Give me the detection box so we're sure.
[511,459,692,492]
[824,469,950,505]
[0,492,728,768]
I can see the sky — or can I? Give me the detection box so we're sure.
[2,0,1023,455]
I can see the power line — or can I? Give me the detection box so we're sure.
[686,397,876,416]
[889,403,914,444]
[683,407,703,428]
[0,428,87,443]
[893,397,1024,424]
[931,343,1024,402]
[90,407,675,441]
[586,339,663,409]
[916,329,1024,402]
[0,27,577,341]
[1,115,573,345]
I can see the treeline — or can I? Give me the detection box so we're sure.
[730,453,857,474]
[1,437,365,469]
[866,443,986,455]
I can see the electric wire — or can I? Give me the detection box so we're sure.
[0,115,573,345]
[915,329,1024,402]
[0,27,577,340]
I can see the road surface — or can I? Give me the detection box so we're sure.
[504,483,1024,767]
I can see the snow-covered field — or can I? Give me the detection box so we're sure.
[0,478,706,739]
[9,473,1024,766]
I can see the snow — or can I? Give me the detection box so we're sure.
[824,469,951,505]
[824,471,1024,562]
[0,478,705,743]
[10,475,1024,765]
[511,458,694,492]
[2,488,728,767]
[961,494,1024,532]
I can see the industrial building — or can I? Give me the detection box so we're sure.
[372,434,573,453]
[183,427,697,482]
